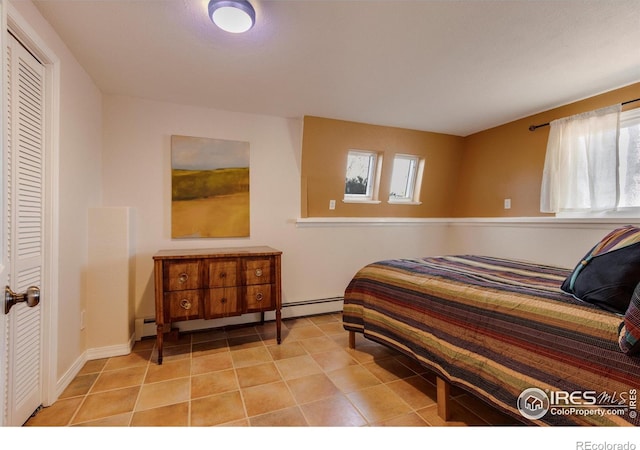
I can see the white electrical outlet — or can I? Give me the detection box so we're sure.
[504,198,511,209]
[329,200,336,210]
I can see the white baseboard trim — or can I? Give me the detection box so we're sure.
[85,335,135,361]
[54,351,87,404]
[134,297,344,340]
[53,333,136,404]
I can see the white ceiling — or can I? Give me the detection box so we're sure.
[31,0,640,136]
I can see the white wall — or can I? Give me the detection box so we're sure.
[101,95,453,328]
[447,219,640,269]
[9,0,103,380]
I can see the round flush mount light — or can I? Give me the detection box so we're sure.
[208,0,256,33]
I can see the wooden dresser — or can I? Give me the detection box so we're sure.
[153,246,282,364]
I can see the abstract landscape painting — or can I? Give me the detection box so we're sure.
[171,135,250,238]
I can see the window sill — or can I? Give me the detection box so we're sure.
[556,209,640,219]
[295,216,640,228]
[342,199,382,204]
[388,200,422,205]
[295,217,450,227]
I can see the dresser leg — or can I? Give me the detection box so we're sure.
[276,308,282,344]
[156,324,164,365]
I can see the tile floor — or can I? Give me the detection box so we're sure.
[24,312,522,427]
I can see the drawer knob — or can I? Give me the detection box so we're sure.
[180,299,192,310]
[219,272,227,279]
[255,268,263,277]
[256,292,264,302]
[178,272,189,283]
[220,297,227,304]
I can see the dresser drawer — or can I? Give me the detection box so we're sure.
[207,259,238,288]
[164,290,202,322]
[164,260,201,291]
[204,287,241,319]
[244,258,273,285]
[245,284,274,312]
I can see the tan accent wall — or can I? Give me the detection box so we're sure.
[301,83,640,218]
[453,82,640,217]
[301,116,465,217]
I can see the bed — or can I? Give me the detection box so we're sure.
[343,254,640,426]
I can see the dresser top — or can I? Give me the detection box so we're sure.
[153,246,281,260]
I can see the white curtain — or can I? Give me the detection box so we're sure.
[618,108,640,208]
[540,104,622,213]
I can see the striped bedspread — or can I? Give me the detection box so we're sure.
[343,255,640,426]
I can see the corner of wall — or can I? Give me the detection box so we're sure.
[86,207,136,352]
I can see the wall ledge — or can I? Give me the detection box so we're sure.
[296,216,640,228]
[296,217,451,227]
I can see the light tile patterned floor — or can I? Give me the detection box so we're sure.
[24,312,522,427]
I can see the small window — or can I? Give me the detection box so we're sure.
[389,154,423,203]
[344,150,380,202]
[551,107,640,217]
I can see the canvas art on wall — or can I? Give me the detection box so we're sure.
[171,135,250,238]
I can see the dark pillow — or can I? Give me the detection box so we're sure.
[561,225,640,315]
[619,282,640,355]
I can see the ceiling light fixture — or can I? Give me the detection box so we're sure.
[208,0,256,34]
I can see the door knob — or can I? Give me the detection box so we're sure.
[5,286,40,314]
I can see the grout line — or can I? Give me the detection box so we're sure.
[276,320,324,426]
[232,352,251,425]
[65,357,112,426]
[28,312,519,427]
[187,336,192,427]
[127,354,153,426]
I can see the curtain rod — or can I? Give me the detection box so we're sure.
[528,97,640,132]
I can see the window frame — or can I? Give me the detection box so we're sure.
[555,107,640,218]
[343,149,382,204]
[388,153,424,205]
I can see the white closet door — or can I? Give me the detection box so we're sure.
[3,33,45,427]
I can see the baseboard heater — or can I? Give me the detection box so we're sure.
[134,296,344,341]
[280,296,343,308]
